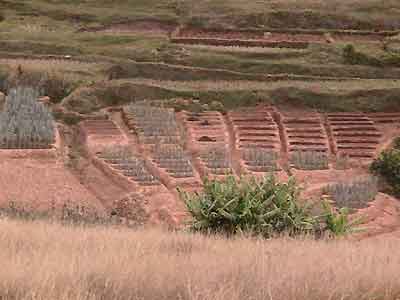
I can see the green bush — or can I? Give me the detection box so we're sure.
[394,137,400,150]
[381,53,400,67]
[179,175,355,238]
[320,201,363,236]
[343,44,400,67]
[342,44,382,67]
[371,149,400,196]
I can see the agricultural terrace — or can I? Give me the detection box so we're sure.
[0,3,399,298]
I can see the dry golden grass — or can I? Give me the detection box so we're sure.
[185,44,308,54]
[1,218,400,300]
[0,58,107,79]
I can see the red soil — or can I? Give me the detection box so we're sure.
[3,106,400,235]
[0,152,104,212]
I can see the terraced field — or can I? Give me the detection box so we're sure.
[181,111,233,177]
[172,27,396,49]
[0,0,399,234]
[72,106,400,222]
[327,113,382,159]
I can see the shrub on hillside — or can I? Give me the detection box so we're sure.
[343,44,382,67]
[394,137,400,150]
[371,148,400,196]
[179,176,355,238]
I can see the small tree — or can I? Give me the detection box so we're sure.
[371,148,400,196]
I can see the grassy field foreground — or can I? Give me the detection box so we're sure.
[0,218,399,300]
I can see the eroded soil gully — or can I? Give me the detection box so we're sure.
[271,111,289,172]
[63,124,128,211]
[223,114,244,177]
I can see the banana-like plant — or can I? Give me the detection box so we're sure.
[179,175,318,237]
[319,201,364,236]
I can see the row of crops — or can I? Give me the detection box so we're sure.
[183,111,233,176]
[123,104,367,173]
[0,87,55,149]
[123,103,196,179]
[98,146,160,186]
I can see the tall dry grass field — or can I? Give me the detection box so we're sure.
[0,218,399,300]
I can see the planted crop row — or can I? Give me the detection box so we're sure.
[98,146,159,186]
[0,86,55,149]
[183,111,233,176]
[153,144,194,178]
[290,150,329,170]
[323,176,378,209]
[200,147,232,175]
[242,148,278,172]
[123,103,195,179]
[124,103,181,144]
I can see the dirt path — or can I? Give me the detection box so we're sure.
[64,124,129,210]
[272,111,289,171]
[224,114,244,177]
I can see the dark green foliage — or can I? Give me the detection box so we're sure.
[371,148,400,196]
[180,175,356,238]
[343,44,382,67]
[320,201,363,236]
[343,44,400,68]
[381,53,400,67]
[393,137,400,150]
[180,175,344,238]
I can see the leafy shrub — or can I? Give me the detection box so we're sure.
[320,201,363,236]
[394,137,400,150]
[381,53,400,67]
[323,176,378,209]
[343,44,400,67]
[180,175,356,238]
[343,44,382,67]
[180,176,313,237]
[371,149,400,196]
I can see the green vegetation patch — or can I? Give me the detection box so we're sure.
[371,146,400,197]
[179,175,357,238]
